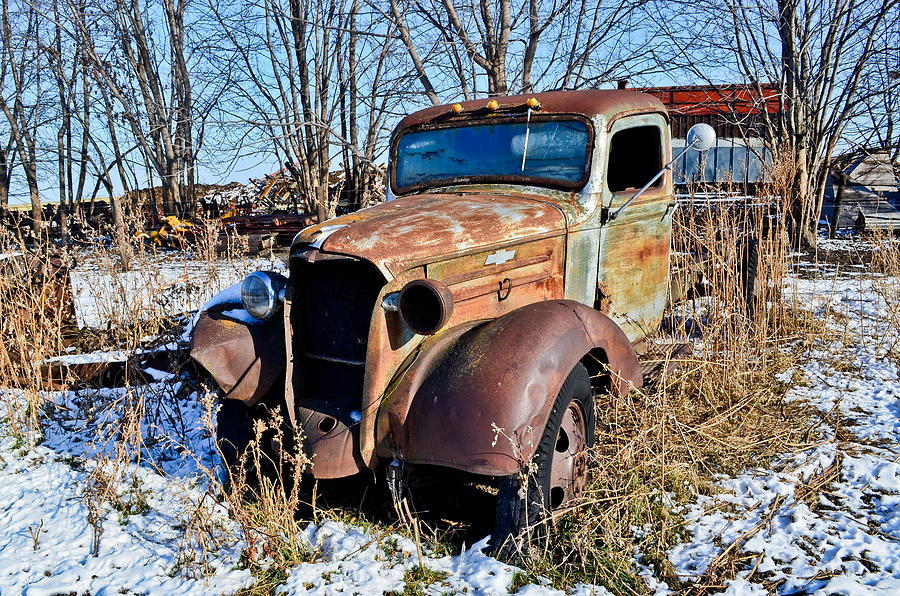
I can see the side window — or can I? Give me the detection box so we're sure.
[607,125,662,192]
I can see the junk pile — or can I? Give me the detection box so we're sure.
[1,166,386,251]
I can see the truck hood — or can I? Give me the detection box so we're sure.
[292,192,567,277]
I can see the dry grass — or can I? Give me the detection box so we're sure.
[867,231,900,356]
[508,168,839,593]
[0,169,882,594]
[0,231,72,441]
[0,219,303,589]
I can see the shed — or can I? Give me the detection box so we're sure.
[823,152,900,232]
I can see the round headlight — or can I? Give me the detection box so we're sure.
[241,271,287,320]
[398,279,454,335]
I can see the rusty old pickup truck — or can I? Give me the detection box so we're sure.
[190,89,715,554]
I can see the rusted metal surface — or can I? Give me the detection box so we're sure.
[190,309,285,405]
[195,88,673,486]
[356,233,567,468]
[381,301,641,476]
[295,401,365,479]
[552,400,589,509]
[398,278,455,335]
[594,112,674,340]
[222,213,316,246]
[0,251,76,328]
[395,89,665,130]
[638,342,693,388]
[292,192,567,278]
[39,346,192,391]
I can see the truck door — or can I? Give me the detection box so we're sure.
[597,113,673,342]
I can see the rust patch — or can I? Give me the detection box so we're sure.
[291,193,566,278]
[295,403,365,479]
[0,251,76,329]
[190,310,285,405]
[596,282,612,314]
[385,300,641,476]
[396,89,666,130]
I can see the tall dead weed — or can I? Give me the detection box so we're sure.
[513,192,834,593]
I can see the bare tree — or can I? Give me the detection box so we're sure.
[387,0,658,101]
[85,65,135,268]
[0,0,46,236]
[847,17,900,164]
[64,0,221,218]
[43,0,85,243]
[0,130,14,208]
[212,0,400,220]
[680,0,898,248]
[339,0,404,210]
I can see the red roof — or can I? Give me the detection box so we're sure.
[637,85,782,116]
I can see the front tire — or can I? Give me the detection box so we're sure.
[490,363,595,558]
[216,395,293,487]
[217,399,253,474]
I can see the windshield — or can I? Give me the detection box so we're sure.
[393,118,591,193]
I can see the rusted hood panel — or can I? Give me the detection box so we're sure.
[292,193,566,276]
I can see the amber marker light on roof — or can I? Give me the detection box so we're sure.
[451,103,463,114]
[526,97,541,109]
[487,99,499,110]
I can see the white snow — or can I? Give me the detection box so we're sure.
[0,435,252,595]
[69,252,284,328]
[2,244,899,594]
[664,268,900,594]
[44,349,129,365]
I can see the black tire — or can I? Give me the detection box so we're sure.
[738,236,760,313]
[216,399,255,483]
[216,396,294,487]
[490,363,595,559]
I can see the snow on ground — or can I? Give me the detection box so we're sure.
[0,433,252,595]
[0,378,615,595]
[815,234,875,253]
[277,524,611,596]
[0,381,252,594]
[2,353,616,595]
[664,270,900,594]
[69,250,285,328]
[2,248,899,595]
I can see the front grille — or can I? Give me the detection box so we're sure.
[291,257,386,402]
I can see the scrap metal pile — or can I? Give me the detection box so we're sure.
[1,168,385,252]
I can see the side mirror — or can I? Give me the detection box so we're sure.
[608,123,717,221]
[686,123,716,151]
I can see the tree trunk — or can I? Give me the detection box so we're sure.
[28,176,42,239]
[0,145,10,208]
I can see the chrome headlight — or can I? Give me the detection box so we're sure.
[241,271,287,320]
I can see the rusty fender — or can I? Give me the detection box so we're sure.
[385,300,642,476]
[190,285,285,406]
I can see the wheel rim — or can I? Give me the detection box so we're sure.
[548,401,588,510]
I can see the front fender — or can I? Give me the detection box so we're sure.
[384,300,642,476]
[190,284,285,405]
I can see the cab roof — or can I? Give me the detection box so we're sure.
[396,89,668,130]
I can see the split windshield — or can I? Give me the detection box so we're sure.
[393,118,591,193]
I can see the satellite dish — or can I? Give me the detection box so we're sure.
[686,123,716,151]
